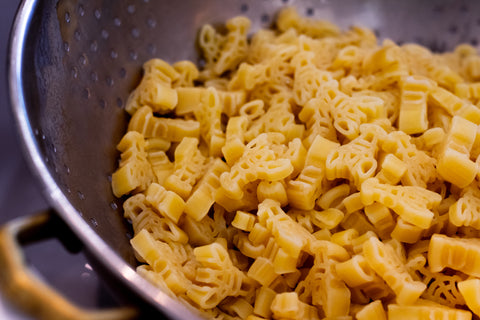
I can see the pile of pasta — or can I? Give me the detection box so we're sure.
[112,7,480,320]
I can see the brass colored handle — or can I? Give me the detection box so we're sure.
[0,211,138,320]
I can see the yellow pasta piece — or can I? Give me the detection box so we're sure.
[355,300,386,320]
[335,254,379,288]
[145,182,185,224]
[128,105,200,142]
[143,58,180,84]
[387,302,471,320]
[276,7,340,38]
[228,62,264,91]
[428,234,480,277]
[163,137,206,199]
[331,229,359,252]
[281,138,307,178]
[288,209,316,233]
[218,90,247,117]
[406,252,466,308]
[326,124,385,189]
[364,203,395,240]
[220,133,293,200]
[247,257,278,287]
[286,134,339,208]
[181,215,218,246]
[429,86,468,116]
[174,87,205,115]
[310,208,344,230]
[381,130,437,188]
[309,240,350,262]
[459,103,480,126]
[316,183,350,210]
[272,247,298,274]
[245,97,304,142]
[332,45,365,71]
[341,192,364,214]
[298,98,337,148]
[222,116,248,165]
[188,242,247,309]
[232,211,257,232]
[398,75,435,134]
[449,182,480,229]
[391,218,423,244]
[145,138,173,184]
[215,181,259,212]
[412,127,445,151]
[439,148,479,189]
[270,292,308,320]
[458,279,480,318]
[464,54,480,81]
[362,42,408,87]
[350,231,378,255]
[253,286,276,319]
[124,194,188,244]
[136,78,178,113]
[136,265,175,297]
[217,17,251,76]
[363,237,426,305]
[238,99,265,122]
[286,168,325,210]
[360,177,441,228]
[130,230,191,294]
[456,82,480,102]
[341,211,376,236]
[375,153,407,185]
[261,200,314,259]
[125,59,180,114]
[248,222,271,246]
[283,269,302,289]
[172,60,199,88]
[145,136,171,152]
[309,256,351,317]
[111,131,155,197]
[221,297,254,319]
[437,115,478,188]
[256,180,288,207]
[330,93,386,140]
[235,232,265,259]
[193,87,225,157]
[292,52,334,107]
[184,158,229,221]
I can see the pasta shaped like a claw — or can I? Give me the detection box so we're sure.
[111,131,155,197]
[363,237,426,305]
[360,177,441,229]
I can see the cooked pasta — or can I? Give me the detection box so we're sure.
[112,6,480,319]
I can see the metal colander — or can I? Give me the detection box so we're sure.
[7,0,480,319]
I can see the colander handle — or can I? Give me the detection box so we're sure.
[0,211,138,320]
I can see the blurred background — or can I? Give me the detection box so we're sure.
[0,1,118,318]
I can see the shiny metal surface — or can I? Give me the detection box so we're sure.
[8,0,480,318]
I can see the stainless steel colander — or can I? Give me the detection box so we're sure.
[6,0,480,319]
